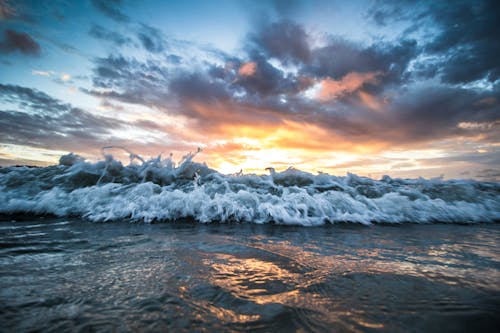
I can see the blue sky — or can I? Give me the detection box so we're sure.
[0,0,499,180]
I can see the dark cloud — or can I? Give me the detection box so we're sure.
[137,24,166,53]
[169,72,230,103]
[87,54,499,150]
[424,1,500,84]
[0,29,40,55]
[0,84,125,152]
[250,19,311,65]
[249,19,418,89]
[235,56,291,96]
[85,16,498,159]
[368,0,500,85]
[312,84,500,145]
[91,0,129,22]
[389,86,499,142]
[308,38,417,86]
[89,25,132,47]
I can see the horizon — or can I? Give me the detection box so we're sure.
[1,0,499,181]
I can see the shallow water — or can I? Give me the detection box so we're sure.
[1,218,499,332]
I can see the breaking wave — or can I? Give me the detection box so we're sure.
[0,149,499,225]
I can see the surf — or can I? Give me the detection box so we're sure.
[0,149,499,225]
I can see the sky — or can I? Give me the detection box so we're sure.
[0,0,499,180]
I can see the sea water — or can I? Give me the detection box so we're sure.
[0,151,498,224]
[0,152,499,331]
[0,219,499,332]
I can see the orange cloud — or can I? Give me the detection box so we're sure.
[358,90,385,112]
[318,71,381,101]
[238,62,257,76]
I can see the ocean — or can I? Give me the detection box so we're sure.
[1,219,499,332]
[0,153,499,332]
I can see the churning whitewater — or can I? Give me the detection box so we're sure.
[0,150,499,225]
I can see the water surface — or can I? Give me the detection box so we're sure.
[1,218,499,332]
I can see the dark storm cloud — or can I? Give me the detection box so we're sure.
[368,0,500,85]
[0,84,124,151]
[235,55,296,97]
[309,38,418,85]
[89,24,132,47]
[250,20,311,65]
[91,0,129,22]
[428,0,500,84]
[388,86,499,142]
[169,72,230,102]
[0,29,40,55]
[137,24,167,53]
[249,19,418,88]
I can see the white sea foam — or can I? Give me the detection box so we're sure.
[0,150,499,225]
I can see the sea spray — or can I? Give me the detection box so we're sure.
[0,150,499,224]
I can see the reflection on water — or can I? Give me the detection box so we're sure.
[0,218,499,332]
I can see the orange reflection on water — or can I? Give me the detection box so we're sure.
[204,253,302,304]
[201,249,386,330]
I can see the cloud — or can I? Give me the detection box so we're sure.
[0,84,190,165]
[0,84,126,152]
[89,24,133,47]
[59,73,70,81]
[0,83,69,115]
[307,38,417,88]
[238,62,257,76]
[368,0,500,85]
[166,54,182,64]
[234,55,297,97]
[87,50,499,150]
[0,29,40,55]
[32,70,51,77]
[137,24,166,53]
[87,54,171,107]
[250,19,311,65]
[91,0,129,22]
[424,1,500,84]
[387,85,499,143]
[317,71,381,101]
[249,18,418,89]
[169,72,230,103]
[83,16,499,173]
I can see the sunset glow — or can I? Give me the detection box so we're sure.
[0,0,498,180]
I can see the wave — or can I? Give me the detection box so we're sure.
[1,149,499,225]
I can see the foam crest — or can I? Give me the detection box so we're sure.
[0,151,499,225]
